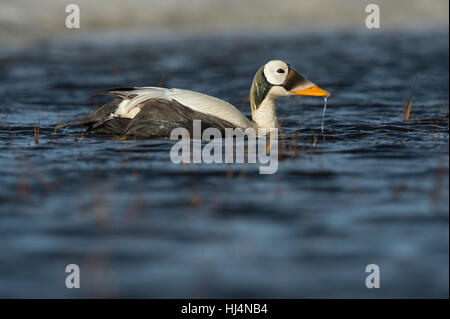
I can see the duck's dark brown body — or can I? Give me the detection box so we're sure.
[64,95,238,139]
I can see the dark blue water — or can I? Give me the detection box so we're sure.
[0,29,448,298]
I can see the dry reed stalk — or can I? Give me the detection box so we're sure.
[52,115,64,136]
[157,72,167,87]
[33,111,40,144]
[403,73,420,122]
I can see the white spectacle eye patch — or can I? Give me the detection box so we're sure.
[263,61,289,85]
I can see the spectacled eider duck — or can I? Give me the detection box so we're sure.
[64,60,330,138]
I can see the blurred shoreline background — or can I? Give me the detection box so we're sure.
[0,0,449,47]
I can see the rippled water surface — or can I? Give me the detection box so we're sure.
[0,30,448,298]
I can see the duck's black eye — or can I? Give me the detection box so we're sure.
[276,68,285,74]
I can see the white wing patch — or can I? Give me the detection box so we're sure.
[113,87,253,129]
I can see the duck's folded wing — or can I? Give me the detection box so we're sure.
[121,98,239,138]
[62,87,252,137]
[112,87,253,129]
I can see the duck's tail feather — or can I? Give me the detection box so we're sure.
[61,97,124,129]
[90,88,136,99]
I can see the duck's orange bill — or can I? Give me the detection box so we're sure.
[292,85,330,97]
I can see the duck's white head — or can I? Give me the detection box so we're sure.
[250,60,330,126]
